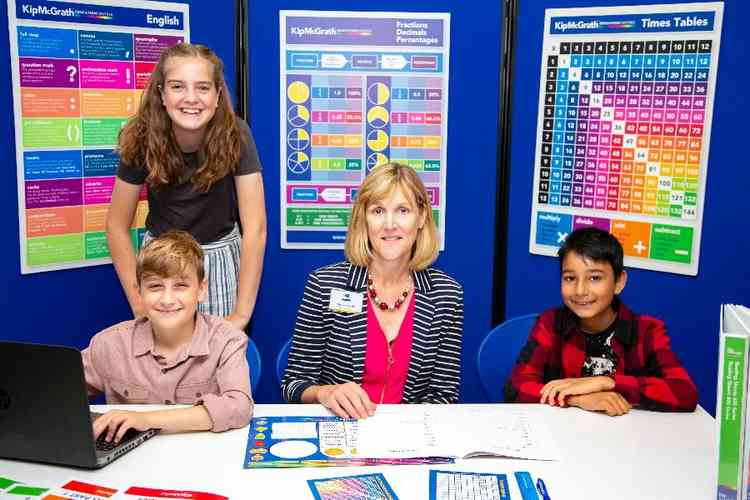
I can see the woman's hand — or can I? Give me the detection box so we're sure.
[316,382,376,419]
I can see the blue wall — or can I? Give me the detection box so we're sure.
[0,0,236,350]
[505,0,750,415]
[248,0,500,403]
[1,0,746,414]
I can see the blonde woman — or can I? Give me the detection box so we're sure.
[282,163,463,418]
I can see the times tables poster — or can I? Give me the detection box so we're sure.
[280,11,451,249]
[7,0,189,273]
[529,3,723,275]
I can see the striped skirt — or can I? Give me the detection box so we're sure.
[142,225,241,317]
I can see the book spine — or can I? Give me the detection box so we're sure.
[717,332,749,500]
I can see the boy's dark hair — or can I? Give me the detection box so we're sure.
[557,227,624,279]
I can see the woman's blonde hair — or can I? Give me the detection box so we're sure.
[345,163,439,270]
[118,43,244,192]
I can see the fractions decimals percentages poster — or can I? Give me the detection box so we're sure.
[7,0,189,273]
[280,11,450,249]
[529,3,723,275]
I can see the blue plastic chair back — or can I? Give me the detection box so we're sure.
[246,337,262,394]
[476,313,538,402]
[276,338,293,386]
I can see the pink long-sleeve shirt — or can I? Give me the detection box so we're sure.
[82,313,253,432]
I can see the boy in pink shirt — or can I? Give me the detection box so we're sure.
[83,230,253,443]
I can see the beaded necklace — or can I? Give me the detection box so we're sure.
[367,275,411,311]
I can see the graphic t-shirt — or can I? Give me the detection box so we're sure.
[581,319,619,376]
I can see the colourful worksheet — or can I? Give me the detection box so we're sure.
[7,0,189,273]
[118,487,227,500]
[243,415,454,468]
[0,476,48,498]
[529,3,723,275]
[429,470,511,500]
[280,11,450,249]
[308,473,399,500]
[0,477,24,493]
[42,479,118,499]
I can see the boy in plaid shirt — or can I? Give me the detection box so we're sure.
[504,227,697,416]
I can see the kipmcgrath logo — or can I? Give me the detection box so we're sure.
[290,26,337,37]
[21,4,75,18]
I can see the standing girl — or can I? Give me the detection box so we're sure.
[107,43,266,330]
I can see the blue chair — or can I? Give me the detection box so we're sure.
[246,337,262,394]
[276,338,293,386]
[476,313,538,403]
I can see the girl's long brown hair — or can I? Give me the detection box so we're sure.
[118,43,243,192]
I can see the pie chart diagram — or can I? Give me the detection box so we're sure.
[287,128,310,151]
[367,152,389,171]
[367,82,390,105]
[287,81,310,104]
[367,106,389,128]
[287,151,310,174]
[287,105,310,127]
[367,129,389,152]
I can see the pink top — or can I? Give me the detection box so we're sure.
[81,313,253,432]
[362,294,415,404]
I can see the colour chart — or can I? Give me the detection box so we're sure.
[243,415,453,468]
[7,0,189,273]
[280,11,450,249]
[529,3,723,275]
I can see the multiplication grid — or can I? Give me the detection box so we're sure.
[529,4,723,275]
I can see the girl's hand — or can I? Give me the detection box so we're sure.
[131,293,145,319]
[225,312,250,331]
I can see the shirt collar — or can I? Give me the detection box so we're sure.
[131,313,212,358]
[346,262,433,292]
[555,296,637,347]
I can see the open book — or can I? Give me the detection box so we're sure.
[717,304,750,500]
[356,405,559,461]
[244,405,560,468]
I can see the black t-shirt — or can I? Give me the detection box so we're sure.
[580,318,619,377]
[117,120,261,244]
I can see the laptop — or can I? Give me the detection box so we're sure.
[0,341,157,468]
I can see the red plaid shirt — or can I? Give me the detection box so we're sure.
[504,299,697,412]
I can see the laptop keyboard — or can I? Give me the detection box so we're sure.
[95,427,140,452]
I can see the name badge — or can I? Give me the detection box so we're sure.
[328,288,363,314]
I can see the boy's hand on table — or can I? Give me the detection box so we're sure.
[540,376,615,406]
[93,409,152,443]
[567,391,631,416]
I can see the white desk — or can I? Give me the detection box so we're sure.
[0,404,716,499]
